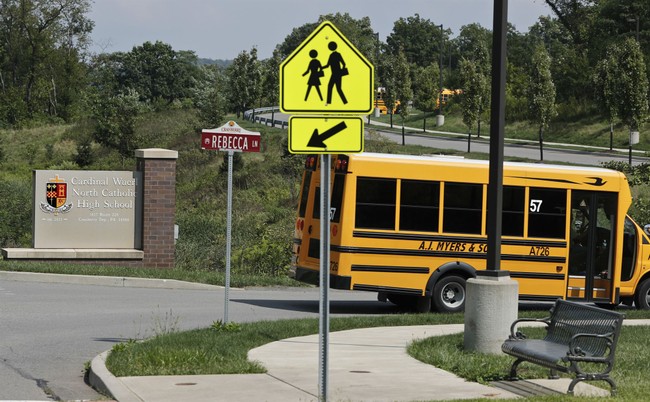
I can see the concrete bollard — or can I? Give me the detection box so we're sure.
[463,273,518,354]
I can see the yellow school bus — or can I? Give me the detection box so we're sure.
[374,87,399,114]
[436,88,462,109]
[291,153,650,312]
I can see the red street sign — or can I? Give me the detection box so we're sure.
[201,121,261,153]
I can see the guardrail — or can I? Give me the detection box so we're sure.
[244,107,287,129]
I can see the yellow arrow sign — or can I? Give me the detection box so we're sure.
[280,21,374,115]
[288,116,364,154]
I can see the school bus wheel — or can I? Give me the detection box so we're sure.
[432,275,467,313]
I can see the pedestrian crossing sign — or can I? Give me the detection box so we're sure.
[279,21,374,115]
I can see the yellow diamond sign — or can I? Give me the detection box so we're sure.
[280,21,374,115]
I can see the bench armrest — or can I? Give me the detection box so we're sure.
[508,317,550,340]
[567,331,615,358]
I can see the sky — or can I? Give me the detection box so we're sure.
[88,0,553,60]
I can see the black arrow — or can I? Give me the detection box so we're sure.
[307,121,347,148]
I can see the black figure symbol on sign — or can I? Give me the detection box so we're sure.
[302,49,324,101]
[323,41,348,105]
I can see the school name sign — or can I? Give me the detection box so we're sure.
[33,170,142,249]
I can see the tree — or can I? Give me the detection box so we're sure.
[411,62,439,131]
[386,14,447,68]
[119,41,200,106]
[380,48,412,142]
[593,52,619,150]
[527,44,557,161]
[90,89,147,163]
[528,16,591,106]
[456,23,492,59]
[275,13,375,61]
[457,26,490,150]
[458,57,487,152]
[193,64,227,128]
[226,47,262,118]
[0,0,93,126]
[599,38,649,139]
[543,0,599,45]
[260,50,281,126]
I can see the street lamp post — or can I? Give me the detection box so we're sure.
[626,15,640,165]
[374,32,380,118]
[436,24,445,127]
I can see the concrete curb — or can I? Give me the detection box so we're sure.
[0,270,224,291]
[89,350,143,402]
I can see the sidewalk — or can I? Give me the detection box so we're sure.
[89,324,616,402]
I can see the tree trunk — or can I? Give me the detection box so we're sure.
[539,126,544,161]
[467,130,472,153]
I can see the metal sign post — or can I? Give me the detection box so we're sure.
[280,20,373,401]
[224,150,233,323]
[201,121,261,323]
[318,154,331,401]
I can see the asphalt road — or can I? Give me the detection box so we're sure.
[256,111,649,166]
[0,278,395,401]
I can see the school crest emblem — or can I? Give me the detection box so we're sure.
[40,175,73,214]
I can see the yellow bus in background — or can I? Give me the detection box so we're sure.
[374,87,399,114]
[291,153,650,312]
[436,88,462,109]
[374,88,461,114]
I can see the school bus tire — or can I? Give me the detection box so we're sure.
[432,275,466,313]
[634,278,650,310]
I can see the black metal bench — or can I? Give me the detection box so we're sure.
[501,299,625,395]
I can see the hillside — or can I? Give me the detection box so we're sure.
[2,108,650,281]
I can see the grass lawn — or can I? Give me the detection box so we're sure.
[106,310,650,401]
[367,108,650,154]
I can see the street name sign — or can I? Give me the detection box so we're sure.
[288,116,363,154]
[280,20,374,115]
[201,121,261,153]
[200,120,261,324]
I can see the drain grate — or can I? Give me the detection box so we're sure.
[490,380,562,397]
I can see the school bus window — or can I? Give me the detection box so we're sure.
[443,182,482,235]
[355,177,396,230]
[400,180,440,232]
[528,188,566,239]
[502,186,525,237]
[331,175,345,223]
[313,187,321,219]
[298,171,312,218]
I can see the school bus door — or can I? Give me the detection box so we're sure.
[567,191,616,303]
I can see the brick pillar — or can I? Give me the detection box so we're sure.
[135,148,178,268]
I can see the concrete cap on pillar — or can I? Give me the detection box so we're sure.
[135,148,178,160]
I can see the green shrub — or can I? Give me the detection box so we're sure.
[0,178,32,247]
